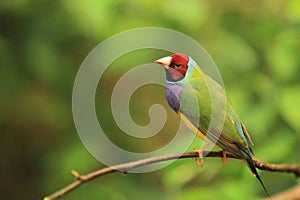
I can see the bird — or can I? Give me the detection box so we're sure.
[155,53,270,197]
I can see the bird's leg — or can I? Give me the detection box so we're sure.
[193,149,204,167]
[220,150,227,166]
[192,143,211,168]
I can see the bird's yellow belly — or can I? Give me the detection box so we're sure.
[178,111,207,141]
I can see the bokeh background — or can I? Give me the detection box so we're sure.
[1,0,300,199]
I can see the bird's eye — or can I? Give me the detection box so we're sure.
[175,64,181,68]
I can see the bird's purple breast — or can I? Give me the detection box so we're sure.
[165,82,183,112]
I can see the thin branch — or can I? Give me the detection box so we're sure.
[253,158,300,177]
[44,151,300,200]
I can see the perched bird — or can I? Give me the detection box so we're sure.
[155,53,269,197]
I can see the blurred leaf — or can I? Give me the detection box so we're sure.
[267,30,300,81]
[61,0,116,39]
[162,0,207,32]
[286,0,300,21]
[243,102,276,141]
[200,29,257,73]
[278,86,300,132]
[25,39,61,84]
[256,128,295,162]
[162,162,198,190]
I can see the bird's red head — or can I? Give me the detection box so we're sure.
[155,54,189,82]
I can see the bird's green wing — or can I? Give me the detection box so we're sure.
[178,69,254,156]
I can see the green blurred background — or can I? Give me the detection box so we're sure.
[1,0,300,199]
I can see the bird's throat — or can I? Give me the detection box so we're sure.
[165,68,184,82]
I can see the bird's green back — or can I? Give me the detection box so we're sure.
[178,63,254,154]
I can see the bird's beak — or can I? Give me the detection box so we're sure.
[155,56,172,69]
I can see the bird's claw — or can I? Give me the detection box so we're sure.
[192,148,205,168]
[220,150,227,166]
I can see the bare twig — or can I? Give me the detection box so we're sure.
[44,151,300,200]
[253,158,300,177]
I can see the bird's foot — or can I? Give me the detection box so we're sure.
[192,144,211,168]
[193,148,205,167]
[220,150,227,166]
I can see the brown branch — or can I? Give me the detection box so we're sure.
[253,158,300,177]
[44,151,300,200]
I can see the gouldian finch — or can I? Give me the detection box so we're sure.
[155,53,269,196]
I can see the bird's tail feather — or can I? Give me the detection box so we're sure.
[236,143,270,198]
